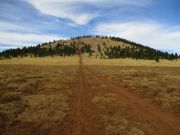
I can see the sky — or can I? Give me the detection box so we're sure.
[0,0,180,53]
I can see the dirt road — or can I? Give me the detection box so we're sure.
[63,54,104,135]
[65,53,180,135]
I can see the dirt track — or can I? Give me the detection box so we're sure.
[64,54,103,135]
[65,53,180,135]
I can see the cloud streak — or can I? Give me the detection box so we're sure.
[26,0,152,25]
[0,32,62,47]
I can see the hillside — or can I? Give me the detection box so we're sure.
[0,36,179,61]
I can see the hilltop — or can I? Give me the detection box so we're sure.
[0,36,179,62]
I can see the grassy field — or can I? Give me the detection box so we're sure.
[1,56,179,67]
[83,56,180,67]
[83,57,180,115]
[0,56,79,65]
[87,66,180,114]
[0,65,78,134]
[0,57,180,135]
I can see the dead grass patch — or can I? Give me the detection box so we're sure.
[1,92,21,103]
[92,93,129,135]
[0,112,6,134]
[83,57,180,67]
[0,56,79,65]
[128,127,145,135]
[88,66,180,114]
[18,94,68,122]
[166,86,177,93]
[0,65,77,134]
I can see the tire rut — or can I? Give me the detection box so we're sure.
[84,66,180,135]
[65,53,103,135]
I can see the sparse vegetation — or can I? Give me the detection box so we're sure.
[0,65,78,134]
[88,66,180,114]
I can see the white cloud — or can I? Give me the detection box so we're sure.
[93,21,180,53]
[0,32,62,47]
[0,20,66,50]
[26,0,152,25]
[0,21,37,33]
[0,21,66,48]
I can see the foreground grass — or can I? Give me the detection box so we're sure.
[88,66,180,115]
[0,56,180,134]
[86,71,149,135]
[0,65,78,134]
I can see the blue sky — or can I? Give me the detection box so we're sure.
[0,0,180,53]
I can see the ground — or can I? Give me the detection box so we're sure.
[0,56,180,135]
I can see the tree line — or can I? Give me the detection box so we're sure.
[106,37,179,61]
[0,41,94,59]
[103,45,178,62]
[0,36,179,61]
[0,43,77,59]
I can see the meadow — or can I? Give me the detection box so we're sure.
[0,64,78,134]
[87,66,180,115]
[0,57,180,135]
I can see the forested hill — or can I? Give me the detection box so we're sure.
[0,36,179,62]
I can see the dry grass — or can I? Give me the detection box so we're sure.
[128,127,145,135]
[0,56,79,65]
[88,76,148,135]
[85,65,180,135]
[83,57,180,67]
[88,65,180,114]
[92,93,129,135]
[18,94,68,122]
[1,92,21,103]
[0,65,78,134]
[0,51,180,134]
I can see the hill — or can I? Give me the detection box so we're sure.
[0,36,179,62]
